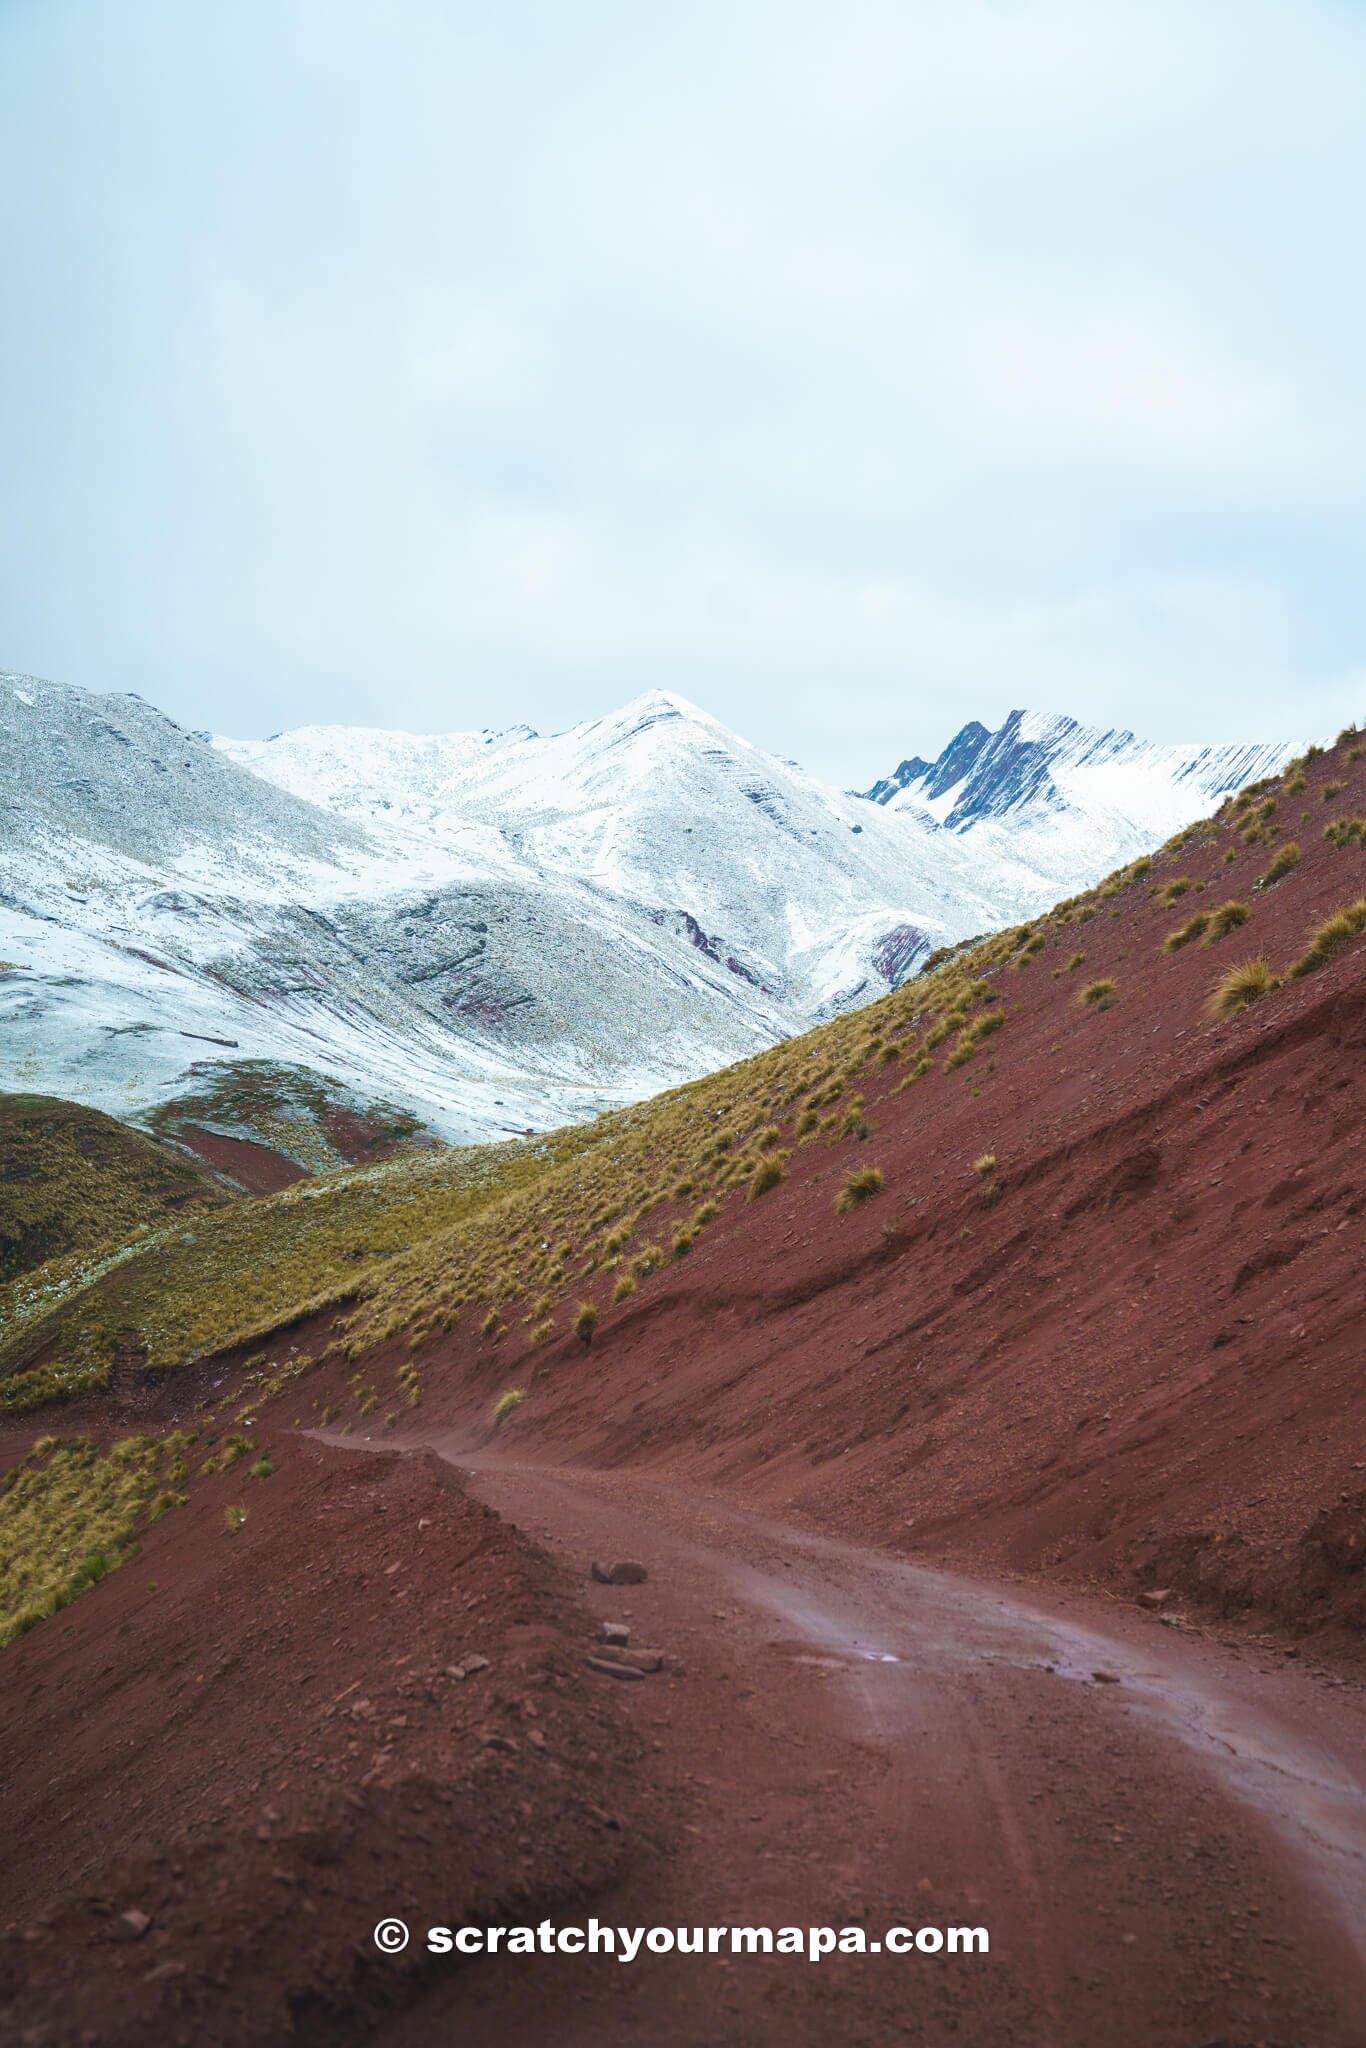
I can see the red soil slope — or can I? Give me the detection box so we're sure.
[339,739,1366,1639]
[0,1437,655,2043]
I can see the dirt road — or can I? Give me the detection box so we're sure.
[359,1432,1366,2047]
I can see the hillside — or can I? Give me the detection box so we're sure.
[1,724,1362,2046]
[0,1094,230,1282]
[311,723,1366,1633]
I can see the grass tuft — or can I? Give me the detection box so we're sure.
[1260,843,1299,886]
[491,1388,526,1429]
[1207,957,1280,1019]
[574,1301,598,1345]
[833,1167,884,1214]
[1204,900,1251,942]
[1164,912,1210,952]
[1287,898,1366,980]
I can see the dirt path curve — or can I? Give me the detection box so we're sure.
[355,1434,1366,2048]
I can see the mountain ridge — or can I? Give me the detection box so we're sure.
[3,668,1298,1153]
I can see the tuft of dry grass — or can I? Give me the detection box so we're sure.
[574,1302,598,1345]
[491,1387,526,1429]
[1261,843,1299,886]
[972,1153,997,1176]
[1287,898,1366,980]
[1207,957,1280,1019]
[1204,900,1251,942]
[1164,912,1210,951]
[1077,979,1117,1010]
[747,1157,785,1200]
[834,1167,884,1213]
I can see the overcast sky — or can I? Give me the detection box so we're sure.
[2,1,1364,782]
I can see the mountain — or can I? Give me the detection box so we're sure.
[216,689,1015,1010]
[864,712,1294,839]
[2,672,1298,1157]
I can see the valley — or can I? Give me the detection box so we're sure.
[1,709,1362,2044]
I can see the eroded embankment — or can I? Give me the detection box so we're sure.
[0,1435,657,2045]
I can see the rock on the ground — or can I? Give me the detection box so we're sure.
[609,1647,665,1673]
[591,1561,648,1585]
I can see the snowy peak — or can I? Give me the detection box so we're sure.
[862,709,1299,832]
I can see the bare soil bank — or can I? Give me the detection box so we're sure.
[0,1437,657,2044]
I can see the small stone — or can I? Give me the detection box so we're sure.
[464,1653,489,1674]
[601,1622,631,1647]
[607,1647,664,1673]
[1138,1589,1172,1610]
[592,1560,647,1585]
[1091,1669,1122,1685]
[111,1910,152,1942]
[586,1656,644,1682]
[445,1663,467,1680]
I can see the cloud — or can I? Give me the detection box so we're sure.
[0,0,1363,781]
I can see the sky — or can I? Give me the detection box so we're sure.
[2,0,1364,785]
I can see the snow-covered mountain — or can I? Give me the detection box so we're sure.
[217,693,1013,1013]
[862,707,1296,884]
[1,672,1299,1155]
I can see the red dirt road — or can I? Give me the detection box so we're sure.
[354,1433,1366,2048]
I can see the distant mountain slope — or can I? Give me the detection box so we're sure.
[2,671,1297,1150]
